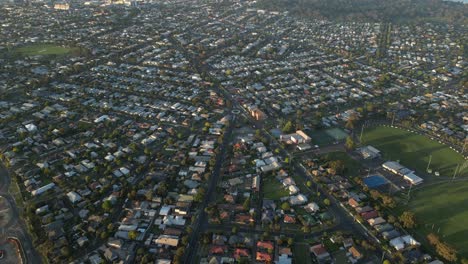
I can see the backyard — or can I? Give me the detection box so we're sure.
[263,176,289,200]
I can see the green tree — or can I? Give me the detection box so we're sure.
[60,246,71,257]
[323,198,331,206]
[345,136,356,150]
[282,121,293,133]
[329,160,345,174]
[399,211,416,228]
[194,187,206,203]
[281,202,291,211]
[243,198,250,211]
[102,200,112,212]
[128,230,138,240]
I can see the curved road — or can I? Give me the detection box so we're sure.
[0,164,42,264]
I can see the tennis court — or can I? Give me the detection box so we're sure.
[325,128,348,141]
[363,175,388,188]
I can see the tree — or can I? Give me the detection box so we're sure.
[128,230,138,240]
[102,200,112,212]
[60,246,71,257]
[306,181,312,187]
[329,160,345,174]
[243,198,250,210]
[427,233,458,262]
[345,136,356,150]
[231,226,238,234]
[345,119,355,130]
[281,202,291,211]
[399,211,416,228]
[387,215,397,224]
[175,247,185,258]
[287,238,294,246]
[382,195,396,208]
[383,260,391,264]
[323,199,331,206]
[100,231,109,240]
[370,190,381,200]
[282,121,293,133]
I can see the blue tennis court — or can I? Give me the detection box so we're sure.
[364,175,388,188]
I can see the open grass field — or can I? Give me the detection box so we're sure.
[323,151,362,176]
[362,126,467,178]
[402,181,468,256]
[263,177,289,200]
[293,243,314,264]
[311,128,348,146]
[13,44,75,57]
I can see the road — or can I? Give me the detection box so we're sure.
[183,115,234,264]
[0,164,42,264]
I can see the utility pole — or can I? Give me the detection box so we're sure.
[359,123,365,143]
[426,155,432,172]
[391,112,395,127]
[407,183,413,203]
[452,164,460,181]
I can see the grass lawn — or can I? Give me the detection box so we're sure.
[323,151,362,176]
[263,177,289,200]
[334,249,350,264]
[311,129,335,146]
[401,181,468,256]
[13,44,75,57]
[362,126,467,178]
[293,243,314,264]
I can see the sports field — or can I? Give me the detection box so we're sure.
[403,181,468,256]
[362,126,467,178]
[13,44,75,57]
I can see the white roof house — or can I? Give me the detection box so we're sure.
[403,172,423,185]
[289,194,308,205]
[67,191,82,203]
[389,237,405,251]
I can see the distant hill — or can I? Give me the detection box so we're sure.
[255,0,468,24]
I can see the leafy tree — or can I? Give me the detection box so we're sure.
[60,246,71,257]
[128,230,138,240]
[427,233,458,262]
[345,136,356,150]
[329,160,345,174]
[399,211,416,228]
[102,200,112,212]
[281,202,291,211]
[345,119,355,130]
[194,187,205,203]
[382,195,396,208]
[243,198,250,210]
[282,121,293,133]
[323,198,331,206]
